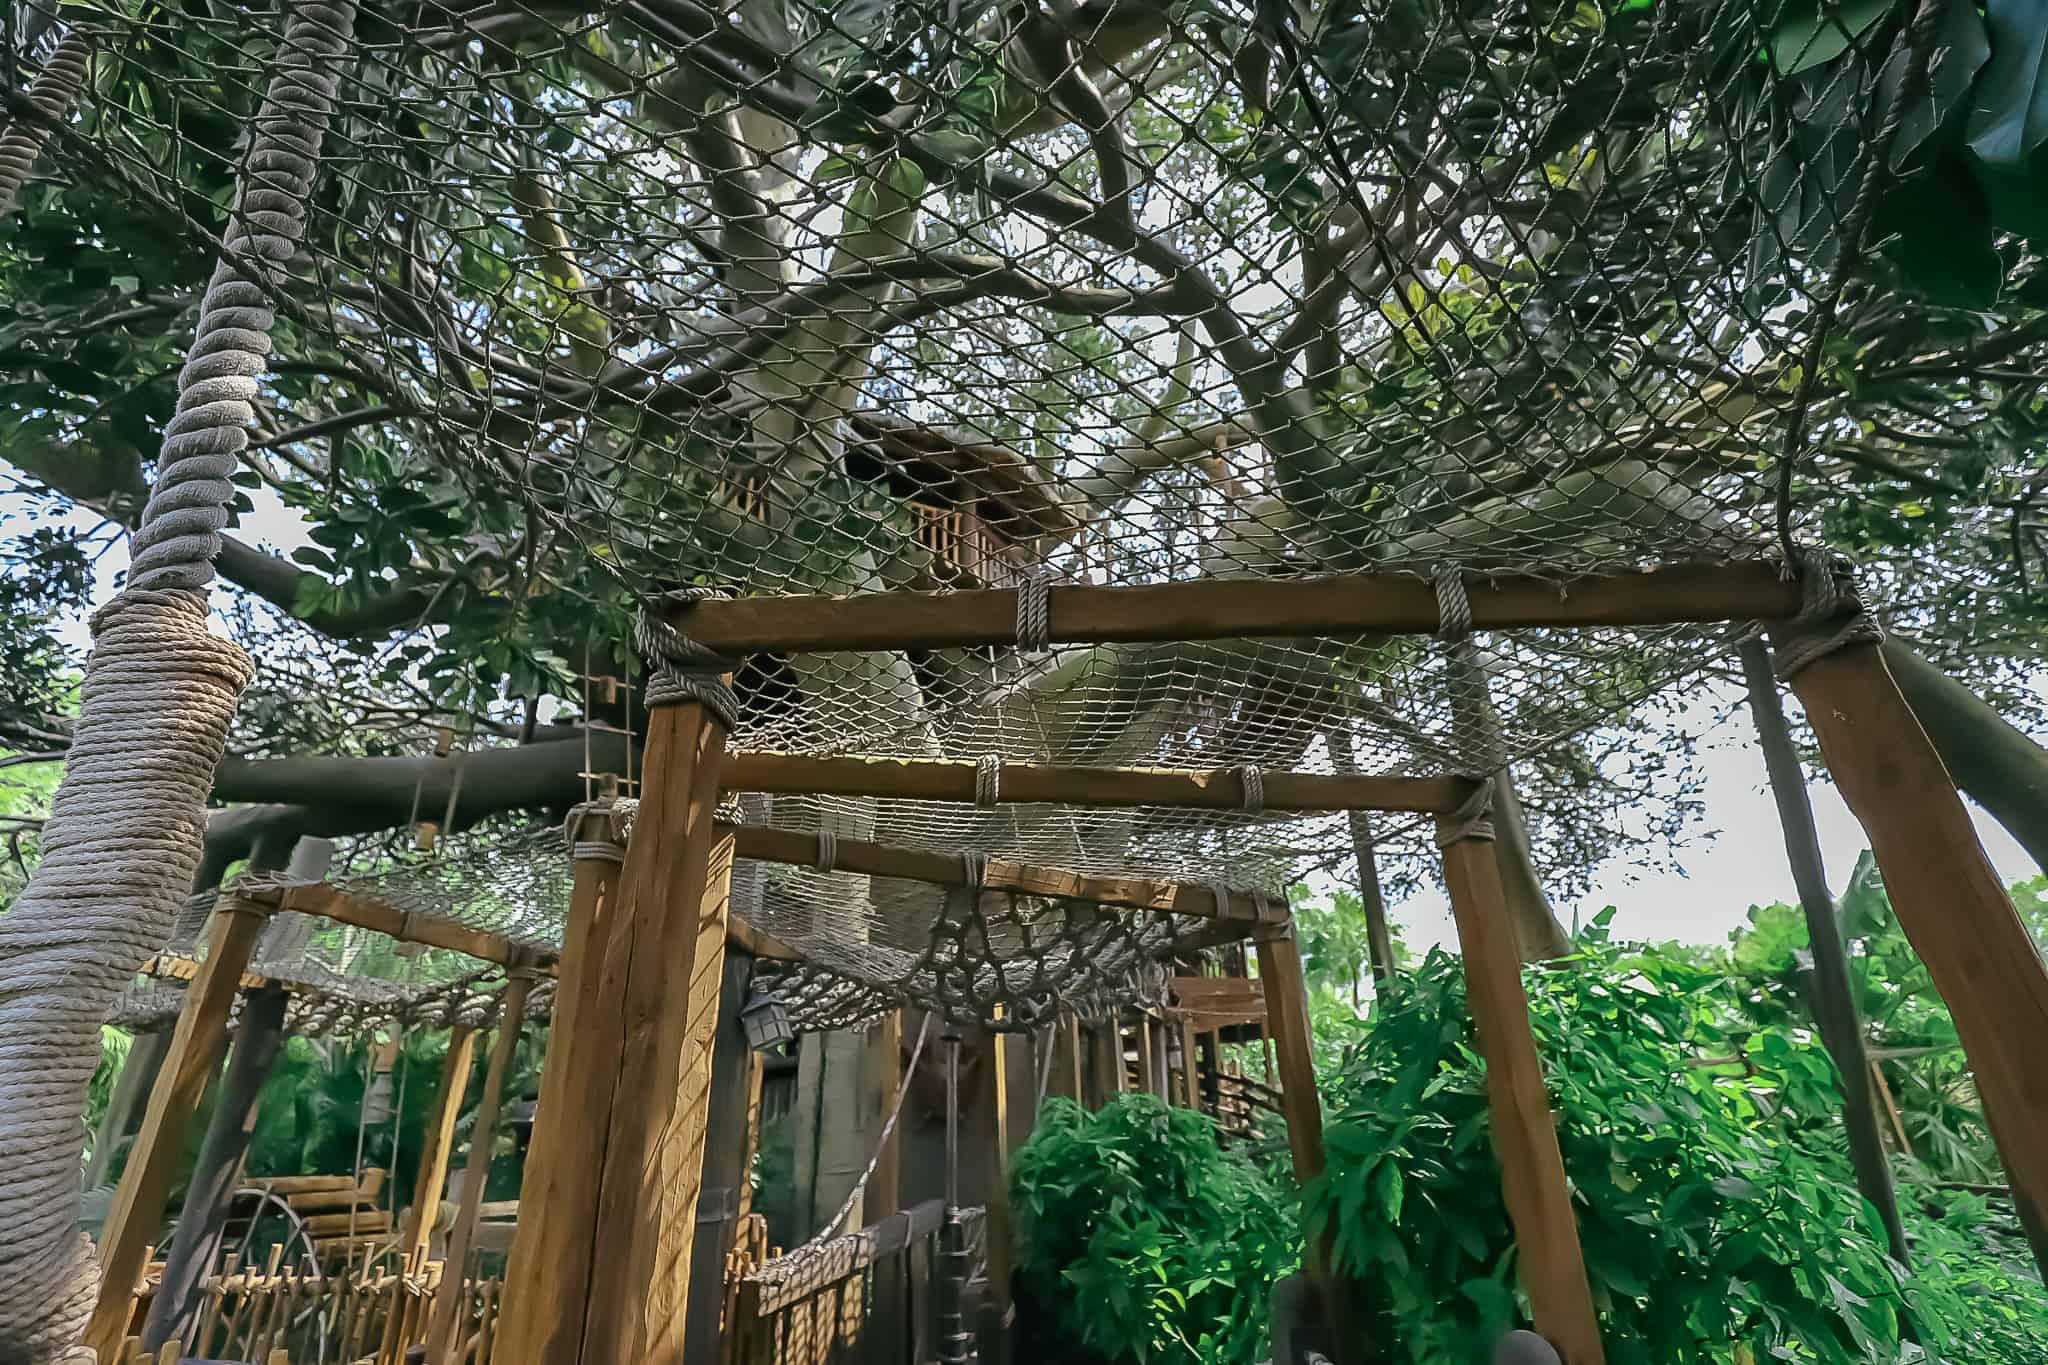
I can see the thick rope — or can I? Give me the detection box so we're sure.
[1772,549,1884,681]
[1435,564,1507,778]
[1014,574,1050,653]
[1434,780,1497,849]
[960,850,988,888]
[815,829,839,873]
[0,5,353,1358]
[974,753,1001,807]
[636,587,740,728]
[0,26,93,219]
[1237,764,1265,814]
[564,799,626,865]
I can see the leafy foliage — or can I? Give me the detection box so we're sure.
[1305,930,2048,1363]
[1010,1095,1298,1365]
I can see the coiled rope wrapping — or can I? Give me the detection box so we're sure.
[0,5,354,1359]
[0,26,94,219]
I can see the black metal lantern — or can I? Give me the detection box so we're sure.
[740,988,792,1053]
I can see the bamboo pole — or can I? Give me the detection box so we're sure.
[722,752,1458,813]
[669,562,1806,655]
[426,972,533,1365]
[1778,634,2048,1280]
[85,901,270,1362]
[1439,826,1604,1365]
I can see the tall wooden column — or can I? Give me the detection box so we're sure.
[975,1017,1014,1365]
[401,1025,478,1262]
[493,806,623,1363]
[496,695,736,1365]
[1439,824,1604,1365]
[1255,924,1325,1188]
[1777,634,2048,1276]
[84,900,269,1361]
[681,949,762,1365]
[427,971,533,1365]
[1047,1011,1083,1102]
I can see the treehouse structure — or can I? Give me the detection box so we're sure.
[3,1,2047,1364]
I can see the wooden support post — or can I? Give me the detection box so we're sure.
[143,983,292,1351]
[1778,635,2048,1277]
[1738,639,1907,1266]
[401,1025,477,1263]
[493,807,623,1365]
[867,1010,905,1220]
[1197,1029,1220,1118]
[1085,1022,1119,1108]
[682,949,763,1365]
[1439,827,1604,1365]
[496,698,736,1365]
[1135,1015,1156,1101]
[85,901,270,1362]
[1255,927,1324,1188]
[976,1019,1014,1365]
[1178,1019,1201,1110]
[85,1026,174,1190]
[426,972,533,1365]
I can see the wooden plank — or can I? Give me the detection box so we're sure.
[1780,636,2048,1276]
[494,807,626,1365]
[402,1026,477,1261]
[723,752,1461,813]
[138,952,272,990]
[670,562,1804,654]
[1178,1019,1201,1109]
[428,974,532,1365]
[723,822,1284,921]
[261,884,555,973]
[1440,832,1604,1365]
[85,901,270,1363]
[976,1020,1014,1363]
[682,950,763,1365]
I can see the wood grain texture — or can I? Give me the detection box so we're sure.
[1440,833,1604,1365]
[427,976,530,1365]
[723,752,1460,813]
[673,562,1803,654]
[85,903,269,1362]
[1782,638,2048,1275]
[579,702,736,1365]
[402,1026,477,1260]
[977,1019,1014,1363]
[1255,929,1325,1185]
[493,811,625,1365]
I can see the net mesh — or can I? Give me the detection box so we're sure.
[15,0,1988,1003]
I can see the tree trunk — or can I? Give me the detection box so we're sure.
[1327,728,1395,983]
[1883,639,2048,877]
[1739,641,1909,1268]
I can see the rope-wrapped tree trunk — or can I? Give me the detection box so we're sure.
[0,5,353,1358]
[0,27,95,218]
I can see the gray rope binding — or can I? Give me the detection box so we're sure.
[1772,549,1883,681]
[1237,764,1265,815]
[1435,564,1508,779]
[0,26,94,219]
[815,829,839,873]
[960,850,989,888]
[974,753,1001,807]
[565,799,626,865]
[636,586,741,729]
[1015,573,1051,654]
[0,4,355,1359]
[1434,779,1497,848]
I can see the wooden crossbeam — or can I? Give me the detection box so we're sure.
[719,822,1286,922]
[668,562,1806,655]
[723,752,1462,813]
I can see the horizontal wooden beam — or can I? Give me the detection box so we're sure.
[261,883,556,972]
[724,752,1463,813]
[720,822,1285,922]
[670,562,1804,655]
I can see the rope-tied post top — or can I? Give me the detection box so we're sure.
[636,587,741,729]
[1770,548,1883,681]
[1434,778,1497,848]
[1434,564,1509,782]
[565,798,628,865]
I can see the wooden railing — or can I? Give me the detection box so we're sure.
[1210,1069,1281,1144]
[175,1251,501,1365]
[722,1200,951,1365]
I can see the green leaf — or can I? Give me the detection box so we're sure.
[1881,0,1991,172]
[1768,0,1894,77]
[1967,0,2048,169]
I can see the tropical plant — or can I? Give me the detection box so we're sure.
[1304,928,2048,1364]
[1010,1094,1298,1365]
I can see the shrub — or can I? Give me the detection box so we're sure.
[1011,1093,1297,1365]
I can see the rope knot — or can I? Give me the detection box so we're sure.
[637,586,741,729]
[1015,574,1051,654]
[1236,764,1265,814]
[1773,548,1883,681]
[974,754,1002,807]
[1434,779,1497,848]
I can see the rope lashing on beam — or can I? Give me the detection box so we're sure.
[0,26,94,218]
[815,830,839,874]
[1237,764,1265,814]
[1435,564,1509,779]
[961,851,988,888]
[974,753,1001,807]
[564,800,627,865]
[0,4,354,1358]
[1210,880,1234,918]
[1434,780,1497,848]
[1772,549,1884,681]
[636,587,740,728]
[1015,574,1051,653]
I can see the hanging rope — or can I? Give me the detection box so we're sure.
[0,4,355,1358]
[792,1013,932,1252]
[0,26,94,219]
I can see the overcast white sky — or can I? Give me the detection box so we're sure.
[4,485,2040,951]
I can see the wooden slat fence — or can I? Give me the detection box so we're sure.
[722,1201,951,1365]
[184,1251,502,1365]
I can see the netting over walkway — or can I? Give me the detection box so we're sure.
[18,0,1997,1006]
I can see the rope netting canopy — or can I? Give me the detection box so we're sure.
[108,818,1191,1032]
[13,0,1969,993]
